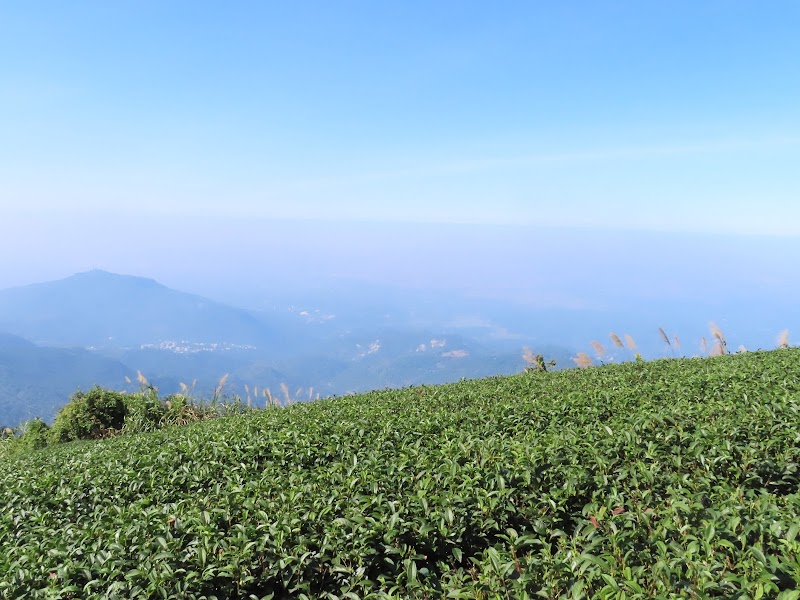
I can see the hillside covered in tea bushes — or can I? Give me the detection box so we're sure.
[2,349,800,598]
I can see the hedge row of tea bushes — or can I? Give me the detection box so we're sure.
[2,349,800,598]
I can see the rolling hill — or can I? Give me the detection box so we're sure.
[0,271,576,423]
[2,349,799,596]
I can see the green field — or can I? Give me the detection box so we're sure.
[2,350,800,598]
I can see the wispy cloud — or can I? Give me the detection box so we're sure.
[279,135,800,189]
[444,315,525,340]
[446,136,800,171]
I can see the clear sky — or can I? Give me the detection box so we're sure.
[1,0,800,367]
[3,1,799,232]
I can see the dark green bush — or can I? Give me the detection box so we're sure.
[49,387,127,443]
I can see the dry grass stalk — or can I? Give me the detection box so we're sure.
[213,374,229,402]
[177,380,196,399]
[136,370,150,387]
[522,346,536,365]
[591,341,606,357]
[609,333,624,349]
[522,346,550,372]
[624,334,637,351]
[778,329,790,349]
[709,322,728,354]
[700,336,708,354]
[658,327,671,347]
[738,344,747,353]
[572,352,593,369]
[709,340,725,357]
[673,335,681,350]
[280,383,291,404]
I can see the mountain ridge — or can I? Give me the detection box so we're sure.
[0,270,576,424]
[0,269,276,349]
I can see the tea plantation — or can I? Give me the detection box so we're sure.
[2,350,800,598]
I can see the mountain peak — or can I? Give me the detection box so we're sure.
[69,269,163,288]
[0,271,270,348]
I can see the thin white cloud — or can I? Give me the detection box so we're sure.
[276,134,800,190]
[443,135,800,170]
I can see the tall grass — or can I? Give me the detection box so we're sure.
[562,325,792,370]
[778,329,790,349]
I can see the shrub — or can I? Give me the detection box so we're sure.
[19,418,50,450]
[0,418,50,459]
[122,390,166,434]
[49,387,127,443]
[162,393,221,426]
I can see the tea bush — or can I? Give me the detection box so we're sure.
[2,349,800,598]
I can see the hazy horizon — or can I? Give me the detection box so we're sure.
[3,217,798,300]
[2,219,797,358]
[2,2,798,358]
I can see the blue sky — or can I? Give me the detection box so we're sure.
[1,2,799,293]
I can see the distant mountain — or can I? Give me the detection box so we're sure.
[116,346,291,399]
[268,329,576,396]
[0,333,133,425]
[0,270,276,350]
[0,271,579,426]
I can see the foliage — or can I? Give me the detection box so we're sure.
[0,418,51,459]
[2,385,248,458]
[521,346,556,373]
[2,349,800,597]
[48,386,128,443]
[18,418,51,451]
[120,389,166,434]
